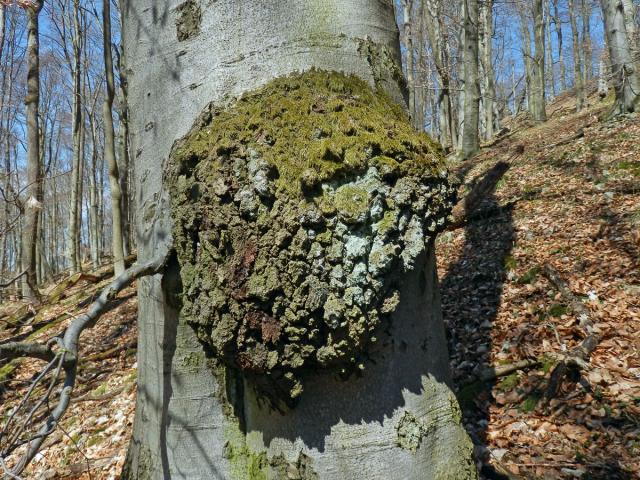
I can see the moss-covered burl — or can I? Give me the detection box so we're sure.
[167,70,456,404]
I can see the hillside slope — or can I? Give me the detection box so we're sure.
[1,90,639,479]
[439,91,640,479]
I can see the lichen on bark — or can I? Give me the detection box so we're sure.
[167,70,456,405]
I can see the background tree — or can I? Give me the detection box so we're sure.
[600,0,640,115]
[462,0,480,157]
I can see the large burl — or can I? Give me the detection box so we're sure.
[167,70,456,405]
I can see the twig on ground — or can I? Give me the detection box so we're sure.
[541,264,600,401]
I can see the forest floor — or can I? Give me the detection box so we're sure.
[0,88,639,479]
[438,89,640,479]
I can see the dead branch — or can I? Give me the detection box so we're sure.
[0,250,170,477]
[0,271,27,290]
[0,340,56,363]
[542,264,592,329]
[541,264,600,401]
[478,359,541,382]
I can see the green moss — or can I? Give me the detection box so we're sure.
[497,372,520,392]
[520,394,540,413]
[168,69,455,405]
[173,69,442,197]
[548,303,568,317]
[0,361,18,383]
[516,266,540,284]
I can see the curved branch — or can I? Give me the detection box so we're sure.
[4,250,170,477]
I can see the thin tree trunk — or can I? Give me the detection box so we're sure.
[402,0,417,128]
[552,0,567,91]
[601,0,640,114]
[518,7,534,110]
[481,0,497,139]
[531,0,548,121]
[582,0,593,81]
[21,1,44,301]
[67,0,82,273]
[462,0,481,158]
[103,0,125,277]
[569,0,586,110]
[545,0,556,97]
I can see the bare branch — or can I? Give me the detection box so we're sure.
[0,340,55,362]
[2,250,170,477]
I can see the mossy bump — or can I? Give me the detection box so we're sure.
[168,70,456,405]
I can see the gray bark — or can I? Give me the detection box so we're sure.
[582,0,593,81]
[601,0,640,114]
[21,1,44,301]
[545,0,556,97]
[569,0,586,110]
[552,0,567,91]
[480,0,497,139]
[121,1,476,479]
[425,0,457,148]
[67,0,83,273]
[401,0,417,128]
[462,0,480,158]
[531,0,547,121]
[103,0,126,277]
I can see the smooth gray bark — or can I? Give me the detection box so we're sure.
[601,0,640,114]
[103,0,126,277]
[531,0,547,121]
[21,1,44,301]
[67,0,83,274]
[552,0,567,91]
[462,0,480,158]
[121,1,476,479]
[569,0,586,110]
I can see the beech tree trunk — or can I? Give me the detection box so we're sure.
[462,0,480,158]
[552,0,567,91]
[21,1,44,301]
[103,0,126,277]
[601,0,640,114]
[530,0,547,121]
[121,1,476,479]
[67,0,83,273]
[569,0,586,110]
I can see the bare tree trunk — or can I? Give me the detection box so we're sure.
[462,0,481,158]
[425,0,457,148]
[552,0,567,91]
[103,0,125,277]
[531,0,548,121]
[88,109,100,269]
[569,0,586,110]
[582,0,593,81]
[0,4,5,63]
[67,0,83,273]
[518,6,534,110]
[121,1,476,478]
[21,1,44,301]
[402,0,417,128]
[601,0,640,114]
[481,0,497,139]
[545,0,556,97]
[117,49,132,256]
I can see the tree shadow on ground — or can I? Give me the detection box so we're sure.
[438,161,515,479]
